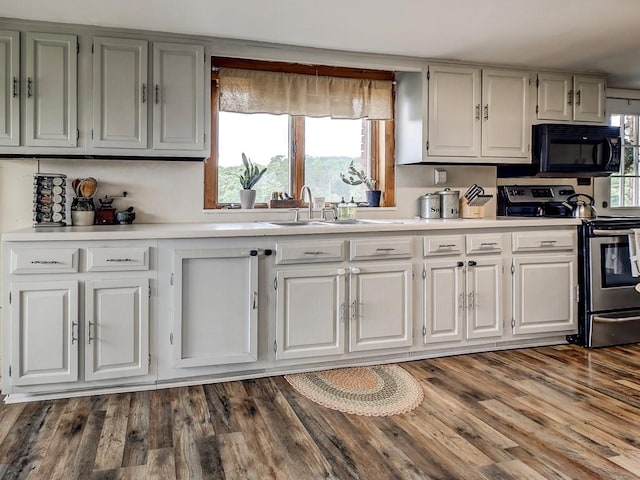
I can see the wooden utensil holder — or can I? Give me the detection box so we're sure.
[461,197,485,219]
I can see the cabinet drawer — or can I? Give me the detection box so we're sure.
[512,230,576,252]
[349,237,413,260]
[466,233,505,254]
[276,240,344,264]
[86,246,150,271]
[423,235,465,256]
[10,248,78,274]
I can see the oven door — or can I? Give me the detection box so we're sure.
[589,234,640,312]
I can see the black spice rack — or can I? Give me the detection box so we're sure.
[33,173,68,227]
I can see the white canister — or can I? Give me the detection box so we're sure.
[419,193,440,219]
[438,188,460,218]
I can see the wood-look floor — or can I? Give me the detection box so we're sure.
[2,344,640,479]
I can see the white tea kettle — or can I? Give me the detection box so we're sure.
[563,193,597,219]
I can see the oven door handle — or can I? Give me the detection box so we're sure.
[592,229,634,236]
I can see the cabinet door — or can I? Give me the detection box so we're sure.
[512,254,577,335]
[423,259,465,344]
[481,69,530,158]
[93,37,148,148]
[536,73,572,121]
[349,263,413,352]
[24,32,77,147]
[573,76,606,123]
[427,65,481,157]
[85,278,149,381]
[275,268,345,360]
[172,249,257,368]
[152,42,204,150]
[0,30,19,146]
[10,281,79,386]
[466,257,503,339]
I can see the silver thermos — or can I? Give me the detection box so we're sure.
[438,188,460,219]
[419,193,441,219]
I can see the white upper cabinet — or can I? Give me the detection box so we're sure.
[397,65,531,164]
[481,69,530,158]
[537,73,606,123]
[427,65,481,157]
[92,37,148,148]
[24,32,78,147]
[152,42,205,151]
[0,30,19,146]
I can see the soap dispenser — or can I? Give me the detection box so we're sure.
[337,197,348,220]
[348,197,357,219]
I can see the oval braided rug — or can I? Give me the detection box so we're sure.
[284,365,424,417]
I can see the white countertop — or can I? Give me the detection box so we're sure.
[1,217,581,242]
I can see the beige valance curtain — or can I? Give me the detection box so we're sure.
[218,67,393,120]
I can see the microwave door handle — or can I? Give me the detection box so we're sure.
[607,138,613,167]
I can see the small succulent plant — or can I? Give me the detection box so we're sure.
[238,153,267,190]
[340,161,377,191]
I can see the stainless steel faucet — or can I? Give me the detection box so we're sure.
[300,185,313,219]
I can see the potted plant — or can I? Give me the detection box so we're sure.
[340,161,382,207]
[238,153,267,209]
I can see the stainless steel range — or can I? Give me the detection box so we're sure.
[498,184,640,347]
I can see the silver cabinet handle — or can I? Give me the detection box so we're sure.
[438,244,457,249]
[30,260,61,264]
[575,89,581,106]
[252,291,258,310]
[106,258,135,262]
[484,104,489,120]
[468,292,475,309]
[71,321,78,345]
[475,104,480,120]
[480,242,498,248]
[540,240,557,246]
[376,247,396,252]
[458,293,465,310]
[12,77,18,98]
[141,83,146,103]
[340,302,345,323]
[88,321,95,344]
[350,300,358,321]
[568,90,573,105]
[303,251,326,255]
[27,77,33,98]
[155,84,159,104]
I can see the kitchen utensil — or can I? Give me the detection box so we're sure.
[467,194,493,207]
[464,184,484,202]
[562,193,597,219]
[437,188,460,218]
[116,208,136,224]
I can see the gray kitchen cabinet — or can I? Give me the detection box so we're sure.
[396,65,530,164]
[511,231,578,335]
[9,280,79,386]
[24,32,77,147]
[92,37,148,148]
[84,278,150,381]
[537,73,606,123]
[0,30,19,146]
[152,42,205,151]
[171,247,258,368]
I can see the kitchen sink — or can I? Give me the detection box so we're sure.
[265,218,406,227]
[266,220,330,227]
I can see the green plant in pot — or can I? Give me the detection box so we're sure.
[340,161,382,207]
[238,153,267,209]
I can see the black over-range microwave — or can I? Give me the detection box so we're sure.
[497,123,621,178]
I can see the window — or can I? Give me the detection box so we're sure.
[204,58,395,209]
[609,114,640,207]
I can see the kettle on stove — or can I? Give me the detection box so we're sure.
[562,193,597,219]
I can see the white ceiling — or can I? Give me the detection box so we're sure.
[3,0,640,88]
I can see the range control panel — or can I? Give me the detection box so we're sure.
[500,185,576,204]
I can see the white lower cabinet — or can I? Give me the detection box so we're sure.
[171,248,258,368]
[422,233,505,346]
[512,254,577,335]
[274,237,413,361]
[85,278,149,381]
[10,280,79,386]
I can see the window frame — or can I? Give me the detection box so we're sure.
[204,58,395,209]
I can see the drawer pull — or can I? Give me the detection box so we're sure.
[252,291,258,310]
[71,321,78,345]
[105,258,135,262]
[30,260,61,265]
[303,251,326,255]
[540,240,557,246]
[88,322,95,344]
[480,242,498,247]
[438,244,457,249]
[376,247,396,252]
